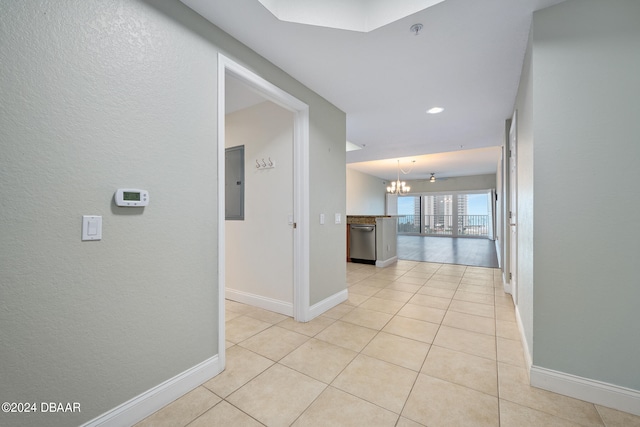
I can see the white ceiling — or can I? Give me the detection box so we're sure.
[225,74,267,114]
[348,146,502,181]
[255,0,447,33]
[181,0,565,180]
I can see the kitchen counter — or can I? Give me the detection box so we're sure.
[346,215,392,224]
[346,215,398,267]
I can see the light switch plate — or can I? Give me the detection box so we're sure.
[82,215,102,241]
[335,213,341,224]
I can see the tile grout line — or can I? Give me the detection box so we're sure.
[494,273,503,426]
[285,263,426,425]
[146,263,636,427]
[396,263,463,425]
[217,263,502,427]
[327,262,444,424]
[219,316,330,427]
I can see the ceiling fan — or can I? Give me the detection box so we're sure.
[421,173,449,182]
[414,173,447,183]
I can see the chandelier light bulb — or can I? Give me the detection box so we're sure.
[387,160,413,195]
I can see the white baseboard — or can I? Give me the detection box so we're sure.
[530,365,640,416]
[502,272,512,295]
[514,304,532,373]
[82,355,222,427]
[376,256,398,268]
[226,288,293,316]
[308,289,349,321]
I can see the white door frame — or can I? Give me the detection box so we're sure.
[217,54,310,368]
[508,110,518,302]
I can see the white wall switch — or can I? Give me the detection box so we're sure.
[320,213,325,225]
[82,215,102,241]
[335,213,341,224]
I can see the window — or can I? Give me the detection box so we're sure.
[458,193,489,236]
[397,196,421,233]
[398,190,493,238]
[424,194,453,235]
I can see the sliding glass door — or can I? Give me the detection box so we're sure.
[399,190,493,238]
[423,194,453,235]
[458,193,490,237]
[397,196,421,233]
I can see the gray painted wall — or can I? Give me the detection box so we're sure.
[307,104,347,305]
[0,1,346,425]
[407,174,496,193]
[517,0,640,391]
[514,29,535,359]
[346,168,386,215]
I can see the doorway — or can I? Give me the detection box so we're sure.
[217,55,311,367]
[225,95,294,310]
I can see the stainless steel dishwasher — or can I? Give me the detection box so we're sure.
[349,223,376,264]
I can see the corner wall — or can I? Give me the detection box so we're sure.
[0,3,220,426]
[511,0,640,412]
[513,27,535,362]
[0,0,347,425]
[531,0,640,393]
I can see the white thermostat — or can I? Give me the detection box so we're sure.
[115,189,149,207]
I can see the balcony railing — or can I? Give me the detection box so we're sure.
[424,215,454,235]
[397,214,489,238]
[398,214,421,233]
[458,214,489,237]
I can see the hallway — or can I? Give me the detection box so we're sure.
[136,261,639,426]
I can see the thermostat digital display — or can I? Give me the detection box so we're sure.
[115,189,149,207]
[123,191,140,201]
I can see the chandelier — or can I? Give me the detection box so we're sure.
[387,160,414,195]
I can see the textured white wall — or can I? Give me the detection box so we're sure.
[531,0,640,390]
[225,102,294,304]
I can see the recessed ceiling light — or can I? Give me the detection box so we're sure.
[427,107,444,114]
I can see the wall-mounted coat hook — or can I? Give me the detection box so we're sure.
[255,157,276,170]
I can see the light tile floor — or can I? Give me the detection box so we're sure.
[136,261,640,427]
